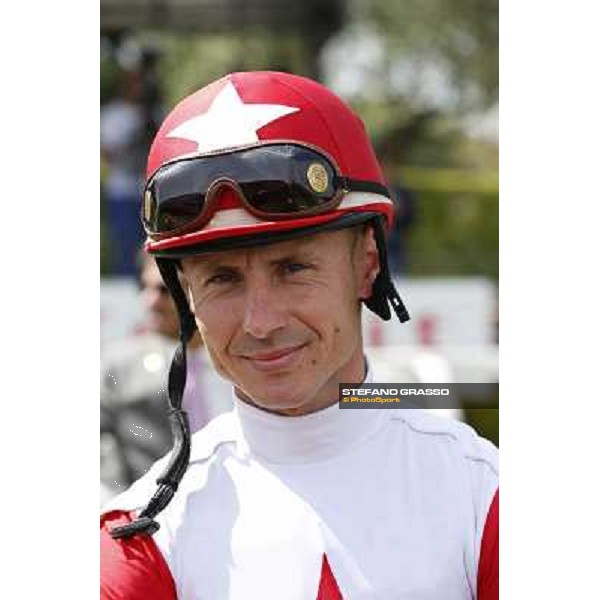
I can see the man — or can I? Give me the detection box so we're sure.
[101,253,232,500]
[101,71,498,599]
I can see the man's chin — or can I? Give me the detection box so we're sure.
[235,382,314,416]
[239,380,344,416]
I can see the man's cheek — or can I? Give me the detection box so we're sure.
[201,329,232,380]
[209,347,235,382]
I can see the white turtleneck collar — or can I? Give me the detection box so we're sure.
[232,360,390,465]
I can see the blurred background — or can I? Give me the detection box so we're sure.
[100,0,498,499]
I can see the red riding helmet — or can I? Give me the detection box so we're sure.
[143,71,395,253]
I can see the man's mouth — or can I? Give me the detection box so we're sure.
[241,344,307,371]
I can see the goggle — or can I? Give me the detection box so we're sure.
[142,142,391,239]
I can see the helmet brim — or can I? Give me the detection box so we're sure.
[147,211,380,259]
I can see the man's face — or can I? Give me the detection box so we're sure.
[140,261,180,339]
[181,227,379,415]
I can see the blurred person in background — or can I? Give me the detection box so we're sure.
[100,71,498,599]
[101,67,151,275]
[101,253,232,502]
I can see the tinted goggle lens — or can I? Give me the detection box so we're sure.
[143,144,340,238]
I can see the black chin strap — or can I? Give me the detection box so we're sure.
[365,216,410,323]
[110,258,197,539]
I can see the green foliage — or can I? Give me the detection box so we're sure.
[155,31,311,106]
[378,120,498,281]
[367,0,498,110]
[464,407,499,447]
[405,189,498,279]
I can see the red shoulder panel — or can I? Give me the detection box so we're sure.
[100,511,177,600]
[477,489,499,600]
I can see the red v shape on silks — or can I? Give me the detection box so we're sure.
[316,554,343,599]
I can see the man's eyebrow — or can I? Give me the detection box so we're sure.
[269,251,316,265]
[183,257,237,276]
[203,262,241,273]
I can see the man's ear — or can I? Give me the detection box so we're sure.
[355,225,380,300]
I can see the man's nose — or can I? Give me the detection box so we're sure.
[243,280,287,340]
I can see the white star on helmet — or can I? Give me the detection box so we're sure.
[166,81,300,152]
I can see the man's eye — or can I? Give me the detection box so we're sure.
[206,271,239,285]
[282,262,309,275]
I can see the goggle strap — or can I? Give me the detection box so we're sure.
[337,177,391,197]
